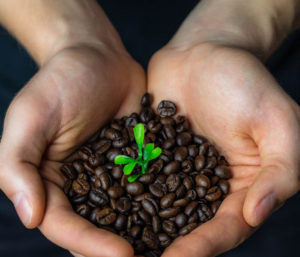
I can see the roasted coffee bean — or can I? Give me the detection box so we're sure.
[207,145,218,157]
[106,149,121,162]
[78,173,88,180]
[94,139,111,153]
[159,149,173,162]
[89,154,105,167]
[90,207,100,224]
[123,146,136,159]
[162,138,176,149]
[120,174,128,187]
[195,155,206,171]
[71,194,88,205]
[142,227,159,249]
[159,207,180,218]
[111,166,123,179]
[134,192,152,202]
[205,186,222,201]
[185,201,198,216]
[199,142,209,155]
[96,208,116,225]
[186,189,197,200]
[162,220,177,234]
[72,160,84,173]
[157,100,177,117]
[149,183,164,198]
[174,146,188,162]
[160,193,176,209]
[72,178,90,195]
[175,185,186,198]
[166,174,180,192]
[83,161,95,174]
[211,175,220,186]
[179,223,198,236]
[183,176,194,190]
[138,173,154,184]
[188,145,198,157]
[78,146,93,161]
[99,173,111,190]
[135,239,146,254]
[173,197,190,207]
[142,199,157,216]
[146,132,156,143]
[160,117,175,126]
[211,200,221,214]
[89,188,109,206]
[147,120,162,134]
[176,119,190,133]
[175,213,187,228]
[76,204,90,217]
[132,213,144,226]
[105,128,121,140]
[197,204,213,222]
[126,182,144,196]
[205,156,217,169]
[200,168,214,177]
[130,225,142,238]
[195,174,211,188]
[112,138,128,148]
[125,116,138,128]
[141,93,152,106]
[95,166,106,177]
[215,165,232,179]
[163,161,179,175]
[61,164,77,179]
[176,132,192,146]
[110,121,122,131]
[138,210,151,224]
[116,197,131,213]
[196,186,207,198]
[188,212,198,224]
[132,201,141,212]
[63,179,72,194]
[110,198,117,210]
[140,107,155,123]
[193,135,206,145]
[219,179,230,194]
[158,233,171,248]
[107,186,124,199]
[181,160,193,173]
[163,125,176,139]
[152,216,161,233]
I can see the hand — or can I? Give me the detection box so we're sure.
[148,42,300,256]
[0,43,145,257]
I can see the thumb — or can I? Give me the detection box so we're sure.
[0,91,55,228]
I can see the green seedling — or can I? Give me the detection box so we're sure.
[114,123,162,182]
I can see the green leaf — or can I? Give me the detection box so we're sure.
[123,161,137,175]
[128,174,140,182]
[143,143,154,161]
[133,123,145,154]
[149,147,162,161]
[114,155,134,165]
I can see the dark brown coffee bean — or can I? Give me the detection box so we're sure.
[63,179,72,194]
[130,225,142,238]
[188,212,199,224]
[132,213,144,226]
[193,135,206,145]
[112,138,128,148]
[188,145,198,157]
[185,201,198,216]
[163,161,179,175]
[211,175,220,186]
[138,173,154,184]
[141,93,152,106]
[159,207,180,218]
[110,121,122,131]
[162,220,177,234]
[138,210,151,224]
[195,155,206,171]
[116,197,131,213]
[211,200,222,214]
[90,207,100,224]
[142,227,159,249]
[207,145,218,157]
[219,179,230,194]
[61,164,77,180]
[71,194,88,205]
[122,146,136,159]
[175,213,187,228]
[162,138,176,150]
[199,142,209,155]
[195,174,211,188]
[176,132,192,146]
[186,189,197,200]
[99,173,111,190]
[173,197,190,207]
[111,166,123,179]
[126,182,144,196]
[157,100,177,117]
[205,186,222,201]
[133,193,152,202]
[140,107,155,123]
[149,183,164,198]
[215,165,232,179]
[183,176,194,190]
[147,120,162,134]
[175,185,186,198]
[107,186,124,199]
[163,125,176,139]
[158,233,171,248]
[152,215,161,233]
[72,178,90,195]
[114,214,127,230]
[176,119,190,133]
[142,199,157,216]
[179,223,198,236]
[125,116,138,128]
[89,188,109,206]
[205,156,217,169]
[94,166,105,177]
[94,139,111,155]
[106,149,121,162]
[78,146,93,161]
[166,174,180,192]
[160,193,176,209]
[96,208,116,225]
[132,201,141,212]
[160,117,175,126]
[196,186,207,198]
[78,173,88,180]
[72,160,84,173]
[135,239,146,254]
[120,174,128,188]
[197,204,213,222]
[76,204,90,218]
[174,146,188,162]
[109,198,117,210]
[105,128,121,140]
[200,168,214,177]
[83,161,95,174]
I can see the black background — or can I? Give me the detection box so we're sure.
[0,1,300,256]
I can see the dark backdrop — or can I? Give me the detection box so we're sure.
[0,1,300,256]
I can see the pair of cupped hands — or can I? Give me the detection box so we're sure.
[0,14,300,257]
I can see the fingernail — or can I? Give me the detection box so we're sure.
[254,193,277,226]
[13,192,32,227]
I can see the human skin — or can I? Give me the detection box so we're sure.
[148,0,300,256]
[0,1,145,256]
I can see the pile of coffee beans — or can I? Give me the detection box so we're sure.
[61,93,231,257]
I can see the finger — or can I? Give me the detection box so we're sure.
[162,191,253,257]
[243,105,300,227]
[39,180,134,257]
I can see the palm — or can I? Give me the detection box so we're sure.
[148,44,300,256]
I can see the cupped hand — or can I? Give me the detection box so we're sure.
[0,44,146,257]
[148,42,300,256]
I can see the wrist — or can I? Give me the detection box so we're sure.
[168,0,299,60]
